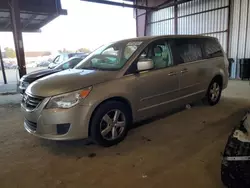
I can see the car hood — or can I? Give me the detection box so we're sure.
[26,69,118,97]
[21,69,60,83]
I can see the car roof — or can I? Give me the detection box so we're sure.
[116,35,216,43]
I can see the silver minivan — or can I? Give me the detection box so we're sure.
[21,35,228,146]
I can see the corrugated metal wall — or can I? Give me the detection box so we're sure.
[229,0,250,59]
[147,0,229,51]
[228,0,250,78]
[144,0,250,78]
[147,6,175,35]
[178,0,229,51]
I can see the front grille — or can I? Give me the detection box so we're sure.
[25,119,37,131]
[22,94,44,110]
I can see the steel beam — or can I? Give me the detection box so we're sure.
[156,0,192,10]
[0,46,7,84]
[82,0,153,10]
[174,0,178,35]
[226,0,232,56]
[9,0,26,78]
[23,14,37,29]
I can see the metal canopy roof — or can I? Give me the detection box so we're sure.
[0,0,67,32]
[81,0,188,10]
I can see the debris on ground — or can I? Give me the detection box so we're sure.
[88,153,96,158]
[185,104,191,109]
[141,136,152,142]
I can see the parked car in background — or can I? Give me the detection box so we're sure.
[3,62,15,69]
[19,57,85,94]
[26,61,38,68]
[21,35,228,147]
[37,60,50,67]
[48,53,87,69]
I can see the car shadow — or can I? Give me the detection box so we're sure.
[38,105,190,156]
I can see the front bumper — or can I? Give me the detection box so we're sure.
[21,97,91,140]
[19,86,26,94]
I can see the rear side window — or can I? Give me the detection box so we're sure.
[203,38,223,58]
[171,38,202,64]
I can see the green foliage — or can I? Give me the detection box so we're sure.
[58,48,73,53]
[77,48,91,53]
[4,47,16,58]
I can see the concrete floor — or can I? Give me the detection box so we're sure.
[0,80,249,188]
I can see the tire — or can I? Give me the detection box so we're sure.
[90,101,131,147]
[203,79,222,106]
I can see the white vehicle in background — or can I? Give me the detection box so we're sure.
[26,61,38,68]
[48,53,87,69]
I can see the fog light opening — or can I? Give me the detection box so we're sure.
[57,123,70,135]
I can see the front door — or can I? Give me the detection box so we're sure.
[129,39,180,120]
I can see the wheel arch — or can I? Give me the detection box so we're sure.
[212,74,223,87]
[88,96,133,137]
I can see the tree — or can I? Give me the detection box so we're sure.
[77,48,91,53]
[4,47,16,58]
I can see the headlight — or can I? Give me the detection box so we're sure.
[46,87,92,109]
[19,81,29,89]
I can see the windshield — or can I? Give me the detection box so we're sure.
[54,57,83,70]
[75,40,143,71]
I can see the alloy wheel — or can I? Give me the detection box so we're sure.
[100,109,126,141]
[209,82,220,102]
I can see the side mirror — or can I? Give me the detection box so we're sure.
[137,59,154,72]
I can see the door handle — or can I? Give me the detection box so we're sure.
[181,68,188,74]
[168,72,177,76]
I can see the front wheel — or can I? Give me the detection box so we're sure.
[90,101,131,147]
[203,79,222,106]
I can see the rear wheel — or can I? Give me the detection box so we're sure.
[203,79,222,106]
[90,101,131,147]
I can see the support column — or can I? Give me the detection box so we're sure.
[0,46,7,84]
[9,0,26,78]
[174,0,178,35]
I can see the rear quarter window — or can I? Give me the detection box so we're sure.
[203,38,223,58]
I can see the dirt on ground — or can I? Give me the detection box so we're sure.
[0,81,249,188]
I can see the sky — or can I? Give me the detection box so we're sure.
[0,0,136,52]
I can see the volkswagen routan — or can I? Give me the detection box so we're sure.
[21,35,228,146]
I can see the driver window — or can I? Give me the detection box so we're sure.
[126,40,173,75]
[138,40,172,69]
[150,41,173,69]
